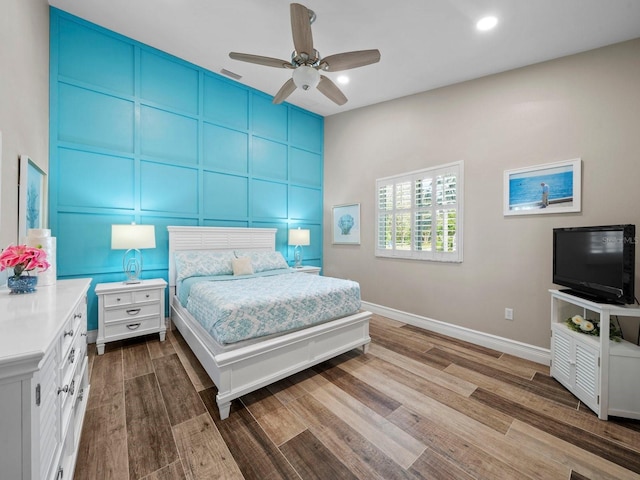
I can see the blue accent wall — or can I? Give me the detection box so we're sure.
[49,9,324,330]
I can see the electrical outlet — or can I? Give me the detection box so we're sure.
[505,308,514,320]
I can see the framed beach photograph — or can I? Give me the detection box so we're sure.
[332,203,361,244]
[503,158,581,216]
[19,155,47,240]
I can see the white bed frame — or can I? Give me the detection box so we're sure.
[167,226,371,419]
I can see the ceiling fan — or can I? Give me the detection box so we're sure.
[229,3,381,106]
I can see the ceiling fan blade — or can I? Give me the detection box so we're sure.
[317,76,347,106]
[273,78,297,104]
[290,3,314,56]
[229,52,291,68]
[320,49,381,72]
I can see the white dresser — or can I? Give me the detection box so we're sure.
[0,278,91,480]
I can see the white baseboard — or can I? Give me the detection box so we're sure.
[87,329,97,344]
[361,301,551,366]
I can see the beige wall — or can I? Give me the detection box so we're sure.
[0,0,50,253]
[324,38,640,349]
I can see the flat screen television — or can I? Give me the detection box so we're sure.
[553,224,636,304]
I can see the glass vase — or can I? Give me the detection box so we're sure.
[8,275,38,294]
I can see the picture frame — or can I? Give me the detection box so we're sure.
[19,155,47,241]
[332,203,361,245]
[503,158,581,216]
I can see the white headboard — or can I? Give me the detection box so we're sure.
[167,226,277,289]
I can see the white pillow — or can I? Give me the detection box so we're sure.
[232,256,254,276]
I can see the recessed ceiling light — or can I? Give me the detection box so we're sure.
[476,16,498,31]
[337,75,349,85]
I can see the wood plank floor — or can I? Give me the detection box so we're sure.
[74,314,640,480]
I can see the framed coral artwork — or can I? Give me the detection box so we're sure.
[18,155,47,241]
[332,203,360,245]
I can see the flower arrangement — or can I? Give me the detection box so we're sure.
[0,244,50,277]
[565,314,622,342]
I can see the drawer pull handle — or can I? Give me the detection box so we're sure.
[145,294,150,298]
[57,384,69,395]
[74,312,82,319]
[81,332,88,337]
[116,297,121,302]
[69,380,76,396]
[126,308,141,315]
[78,388,84,402]
[68,348,76,364]
[63,329,74,338]
[127,323,141,330]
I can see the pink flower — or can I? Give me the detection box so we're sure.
[0,244,50,277]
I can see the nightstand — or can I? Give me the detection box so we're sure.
[293,266,321,275]
[95,278,167,355]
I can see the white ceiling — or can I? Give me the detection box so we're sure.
[48,0,640,117]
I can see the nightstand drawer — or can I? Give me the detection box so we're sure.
[104,303,159,323]
[133,289,161,303]
[103,291,133,307]
[104,316,162,339]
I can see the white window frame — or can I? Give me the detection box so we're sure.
[375,160,463,262]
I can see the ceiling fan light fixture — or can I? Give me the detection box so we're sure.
[292,65,320,90]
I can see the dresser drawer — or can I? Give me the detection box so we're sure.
[103,316,162,339]
[59,303,83,355]
[104,303,160,323]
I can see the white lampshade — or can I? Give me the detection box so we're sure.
[111,224,156,250]
[292,66,320,91]
[288,228,310,246]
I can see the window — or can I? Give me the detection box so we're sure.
[376,161,463,262]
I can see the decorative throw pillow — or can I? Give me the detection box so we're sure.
[234,250,289,273]
[174,250,234,281]
[232,256,254,276]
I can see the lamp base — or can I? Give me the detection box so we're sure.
[293,245,303,268]
[123,248,144,283]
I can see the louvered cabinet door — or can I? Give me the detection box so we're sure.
[550,326,572,388]
[551,324,600,413]
[574,340,600,412]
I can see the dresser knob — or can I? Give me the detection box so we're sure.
[63,329,74,337]
[68,348,76,364]
[57,384,69,395]
[69,380,76,396]
[73,312,82,319]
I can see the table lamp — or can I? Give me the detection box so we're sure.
[111,223,156,283]
[288,228,310,268]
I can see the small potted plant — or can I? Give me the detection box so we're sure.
[0,244,50,294]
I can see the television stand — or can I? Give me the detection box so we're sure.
[550,289,640,420]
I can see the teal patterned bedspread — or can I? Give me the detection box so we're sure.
[183,271,361,344]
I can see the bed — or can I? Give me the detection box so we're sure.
[168,226,371,419]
